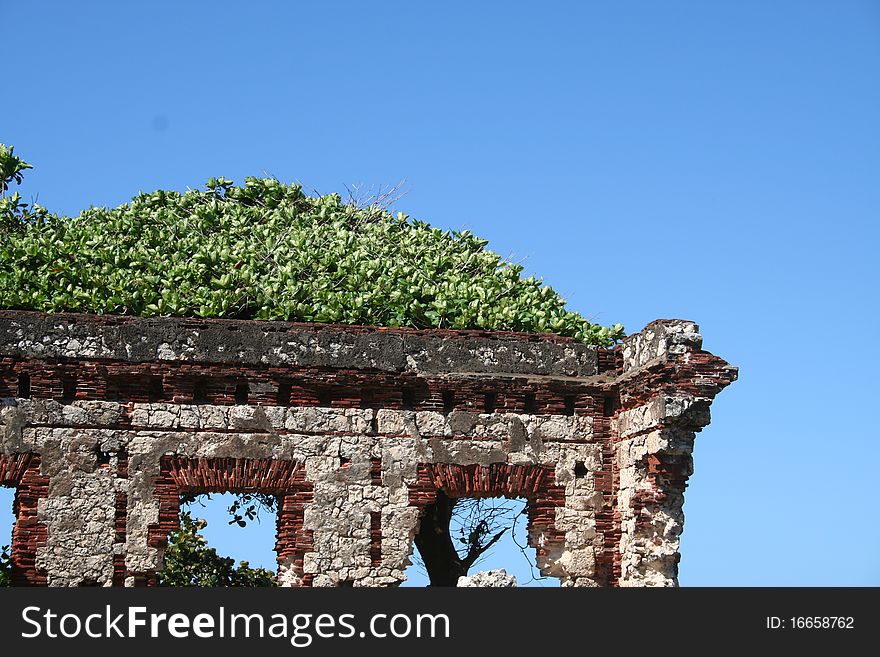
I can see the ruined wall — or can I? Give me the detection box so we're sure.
[0,311,736,587]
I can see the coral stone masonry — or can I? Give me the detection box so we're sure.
[0,311,736,587]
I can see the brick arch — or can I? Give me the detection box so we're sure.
[141,456,313,586]
[0,453,49,585]
[407,463,566,580]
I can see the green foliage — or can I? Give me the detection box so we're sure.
[0,144,46,231]
[226,493,277,527]
[0,144,623,345]
[179,491,277,528]
[0,144,32,194]
[156,511,276,587]
[0,544,11,587]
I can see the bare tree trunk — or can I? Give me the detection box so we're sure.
[414,491,467,586]
[415,492,513,586]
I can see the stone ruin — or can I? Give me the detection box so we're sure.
[458,570,517,587]
[0,310,736,587]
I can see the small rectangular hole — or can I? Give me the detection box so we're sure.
[574,461,588,478]
[61,375,77,403]
[95,448,112,466]
[277,382,292,406]
[317,389,333,407]
[564,395,576,416]
[442,390,455,414]
[401,387,416,411]
[192,379,208,405]
[483,392,496,414]
[360,389,374,410]
[235,382,249,405]
[17,373,31,398]
[523,393,537,414]
[148,376,165,402]
[603,394,617,417]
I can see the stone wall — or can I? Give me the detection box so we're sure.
[0,311,736,587]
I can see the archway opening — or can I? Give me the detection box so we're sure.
[158,492,278,586]
[401,496,560,587]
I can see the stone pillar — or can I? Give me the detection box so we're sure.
[613,321,737,586]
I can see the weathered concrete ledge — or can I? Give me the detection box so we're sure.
[0,311,597,377]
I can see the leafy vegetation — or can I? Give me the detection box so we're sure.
[0,145,623,345]
[0,144,31,194]
[156,511,276,587]
[0,544,10,587]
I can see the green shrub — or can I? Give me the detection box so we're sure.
[0,145,623,345]
[156,511,276,587]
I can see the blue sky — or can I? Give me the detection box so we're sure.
[2,0,878,585]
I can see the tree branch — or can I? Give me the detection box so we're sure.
[462,528,507,571]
